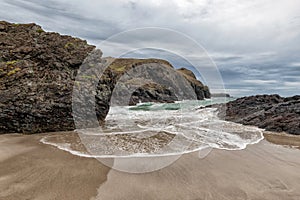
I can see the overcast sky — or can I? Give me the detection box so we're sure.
[0,0,299,97]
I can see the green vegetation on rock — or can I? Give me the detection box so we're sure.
[109,65,126,72]
[36,28,44,34]
[7,67,21,76]
[64,42,74,49]
[6,60,18,66]
[80,75,97,80]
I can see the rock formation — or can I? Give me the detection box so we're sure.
[0,21,97,133]
[218,94,300,135]
[176,68,210,99]
[101,58,210,106]
[0,21,210,134]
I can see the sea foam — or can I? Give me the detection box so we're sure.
[40,99,264,158]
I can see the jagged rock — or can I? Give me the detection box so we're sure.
[218,94,300,135]
[0,21,99,133]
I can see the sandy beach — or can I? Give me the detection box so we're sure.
[0,132,300,200]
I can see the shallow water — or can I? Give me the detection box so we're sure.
[41,98,264,158]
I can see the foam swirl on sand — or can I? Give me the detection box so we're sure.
[41,99,264,158]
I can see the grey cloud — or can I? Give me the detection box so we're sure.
[0,0,299,97]
[1,0,121,40]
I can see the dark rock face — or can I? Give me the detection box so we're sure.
[176,68,210,100]
[211,93,230,98]
[129,83,177,105]
[101,58,210,106]
[98,58,179,107]
[0,21,100,133]
[221,94,300,135]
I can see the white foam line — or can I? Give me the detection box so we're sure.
[76,127,176,136]
[40,137,212,158]
[78,129,149,136]
[40,132,265,158]
[40,137,97,158]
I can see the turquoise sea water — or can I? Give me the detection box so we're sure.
[129,98,233,111]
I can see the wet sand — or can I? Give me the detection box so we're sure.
[1,132,300,200]
[0,133,110,200]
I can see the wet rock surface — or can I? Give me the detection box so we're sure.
[219,95,300,135]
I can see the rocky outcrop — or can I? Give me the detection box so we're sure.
[218,94,300,135]
[99,58,177,106]
[0,21,211,134]
[176,68,210,99]
[0,21,102,133]
[101,58,210,106]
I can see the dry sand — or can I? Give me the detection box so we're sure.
[0,132,300,200]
